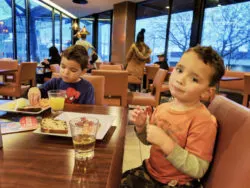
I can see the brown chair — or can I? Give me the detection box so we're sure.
[202,95,250,188]
[127,69,167,107]
[128,75,142,92]
[99,64,123,70]
[0,62,37,98]
[81,75,105,105]
[0,59,18,82]
[145,65,159,90]
[242,73,250,107]
[92,70,128,106]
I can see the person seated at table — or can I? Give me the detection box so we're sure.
[154,53,169,70]
[28,45,95,105]
[121,45,225,187]
[87,52,103,73]
[41,46,61,79]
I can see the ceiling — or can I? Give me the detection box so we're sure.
[48,0,145,18]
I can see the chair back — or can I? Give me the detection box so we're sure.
[17,62,37,86]
[152,69,167,105]
[145,65,160,90]
[0,59,18,82]
[82,75,105,105]
[99,64,123,70]
[92,70,128,106]
[242,73,250,107]
[202,95,250,188]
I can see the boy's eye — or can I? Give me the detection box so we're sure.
[176,67,182,73]
[192,77,198,83]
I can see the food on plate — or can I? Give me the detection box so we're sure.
[39,98,50,108]
[17,107,42,112]
[16,98,29,109]
[41,118,68,134]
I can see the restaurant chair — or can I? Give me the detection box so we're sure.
[44,64,60,82]
[92,69,128,106]
[128,75,142,92]
[145,65,159,91]
[127,69,167,107]
[0,62,37,99]
[0,59,18,82]
[81,75,105,105]
[99,64,123,70]
[202,95,250,188]
[242,73,250,107]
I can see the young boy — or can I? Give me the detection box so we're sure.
[121,45,225,187]
[28,45,95,105]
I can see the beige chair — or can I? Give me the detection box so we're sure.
[145,65,159,90]
[127,69,167,107]
[81,75,105,105]
[99,64,123,70]
[242,73,250,107]
[0,62,37,98]
[92,70,128,106]
[44,64,60,82]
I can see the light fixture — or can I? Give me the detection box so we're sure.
[72,0,88,4]
[72,20,79,30]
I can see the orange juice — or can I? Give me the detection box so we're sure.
[49,97,65,111]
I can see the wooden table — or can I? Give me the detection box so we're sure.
[216,76,243,93]
[0,104,128,188]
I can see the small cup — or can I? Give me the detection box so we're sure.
[48,90,66,115]
[69,117,99,161]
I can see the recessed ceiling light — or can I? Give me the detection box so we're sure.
[72,0,88,4]
[166,6,170,9]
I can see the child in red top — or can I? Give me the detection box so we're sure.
[121,45,225,187]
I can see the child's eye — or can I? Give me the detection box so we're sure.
[192,77,198,83]
[176,67,182,73]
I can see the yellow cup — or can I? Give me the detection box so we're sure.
[48,90,66,114]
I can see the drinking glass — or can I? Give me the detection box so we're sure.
[69,117,99,161]
[48,90,66,115]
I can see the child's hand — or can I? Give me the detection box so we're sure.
[146,124,167,146]
[28,87,41,106]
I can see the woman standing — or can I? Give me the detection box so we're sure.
[126,29,152,91]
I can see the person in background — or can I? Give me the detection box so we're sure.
[121,45,225,187]
[126,28,152,91]
[75,26,95,56]
[42,46,61,79]
[28,45,95,105]
[154,53,169,70]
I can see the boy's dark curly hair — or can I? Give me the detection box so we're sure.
[62,45,89,70]
[186,45,225,86]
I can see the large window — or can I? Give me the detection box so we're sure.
[0,0,13,59]
[29,0,53,62]
[98,12,111,62]
[62,14,72,51]
[80,17,93,45]
[54,10,61,52]
[201,1,250,71]
[16,0,27,62]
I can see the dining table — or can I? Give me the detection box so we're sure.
[0,103,128,188]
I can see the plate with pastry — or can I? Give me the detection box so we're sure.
[0,98,50,114]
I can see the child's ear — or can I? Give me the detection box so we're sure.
[200,87,216,102]
[82,68,87,75]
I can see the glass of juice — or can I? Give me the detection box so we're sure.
[69,117,99,161]
[48,90,66,115]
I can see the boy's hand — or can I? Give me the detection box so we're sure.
[28,87,41,106]
[130,106,147,128]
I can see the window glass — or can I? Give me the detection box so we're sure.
[167,11,193,66]
[62,14,72,51]
[98,12,111,62]
[54,10,61,52]
[201,1,250,71]
[0,0,13,59]
[80,18,93,44]
[16,0,27,62]
[29,0,53,62]
[136,15,168,64]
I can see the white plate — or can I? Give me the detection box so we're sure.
[0,98,50,115]
[33,112,116,140]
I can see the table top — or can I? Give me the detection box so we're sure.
[0,68,17,75]
[0,104,128,188]
[221,76,243,81]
